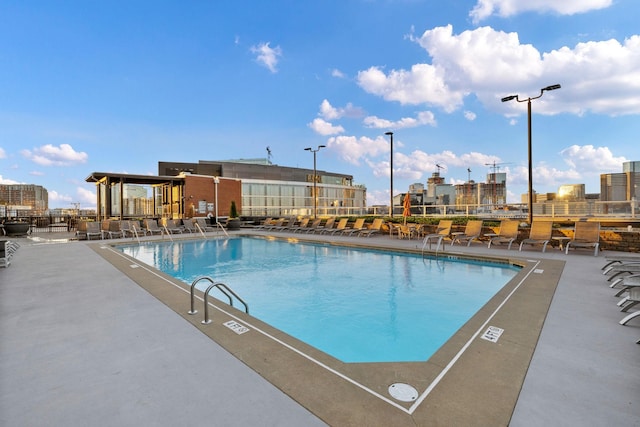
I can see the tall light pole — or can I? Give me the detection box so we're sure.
[304,145,325,219]
[385,131,394,217]
[502,84,561,224]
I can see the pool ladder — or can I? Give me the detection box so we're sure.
[188,276,249,324]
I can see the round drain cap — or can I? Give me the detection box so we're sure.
[388,383,418,402]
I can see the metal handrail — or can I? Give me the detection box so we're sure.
[188,276,249,325]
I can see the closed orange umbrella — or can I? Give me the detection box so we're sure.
[402,192,411,223]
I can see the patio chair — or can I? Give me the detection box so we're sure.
[254,218,274,229]
[422,220,453,251]
[313,217,336,234]
[194,218,215,232]
[341,218,366,236]
[290,218,310,233]
[298,218,322,233]
[85,221,103,240]
[323,218,348,235]
[0,240,20,268]
[162,219,183,234]
[565,221,600,256]
[145,219,164,235]
[105,220,124,239]
[487,220,519,250]
[358,218,384,237]
[451,220,483,247]
[181,219,198,233]
[518,221,553,252]
[398,224,415,240]
[273,217,297,232]
[619,285,640,326]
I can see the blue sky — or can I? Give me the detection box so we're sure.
[1,0,639,209]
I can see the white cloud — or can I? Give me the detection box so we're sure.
[318,99,363,120]
[470,0,612,23]
[327,135,389,166]
[356,63,465,112]
[21,143,88,166]
[0,175,20,184]
[48,190,72,205]
[401,25,640,116]
[250,42,282,73]
[464,111,477,121]
[308,118,345,136]
[560,144,627,171]
[331,68,346,78]
[0,147,6,159]
[77,186,96,208]
[363,110,436,129]
[29,171,44,176]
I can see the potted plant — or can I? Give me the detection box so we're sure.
[227,201,241,229]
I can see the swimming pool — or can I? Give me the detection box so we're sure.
[119,237,519,363]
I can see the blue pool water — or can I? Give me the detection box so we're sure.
[119,237,519,363]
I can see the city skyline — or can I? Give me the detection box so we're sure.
[1,1,639,209]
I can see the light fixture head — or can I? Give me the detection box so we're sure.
[501,95,517,102]
[385,131,393,136]
[304,147,312,151]
[542,84,561,92]
[318,145,326,149]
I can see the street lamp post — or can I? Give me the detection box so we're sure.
[385,131,394,217]
[304,145,326,219]
[501,84,561,224]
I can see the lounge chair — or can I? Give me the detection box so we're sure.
[565,221,600,256]
[162,219,183,234]
[0,240,20,268]
[273,217,297,232]
[145,219,164,235]
[451,220,483,247]
[105,220,124,239]
[181,219,198,233]
[602,255,640,271]
[519,221,552,252]
[254,218,274,229]
[358,218,384,237]
[341,218,366,236]
[264,219,285,231]
[619,285,640,326]
[487,220,519,250]
[313,217,336,234]
[290,218,310,233]
[324,218,348,235]
[194,218,215,232]
[297,218,322,233]
[422,220,453,251]
[85,221,103,240]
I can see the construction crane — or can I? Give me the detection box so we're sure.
[435,164,445,174]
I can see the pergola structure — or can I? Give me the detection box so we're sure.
[86,172,185,221]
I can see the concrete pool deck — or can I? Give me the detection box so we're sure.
[1,230,638,426]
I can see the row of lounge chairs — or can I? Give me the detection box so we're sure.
[0,240,20,268]
[418,219,602,255]
[75,218,221,240]
[601,255,640,344]
[255,217,385,237]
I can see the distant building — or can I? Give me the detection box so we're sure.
[557,184,585,201]
[600,160,640,201]
[454,172,507,207]
[0,184,48,215]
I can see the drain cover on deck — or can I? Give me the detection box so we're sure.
[388,383,418,402]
